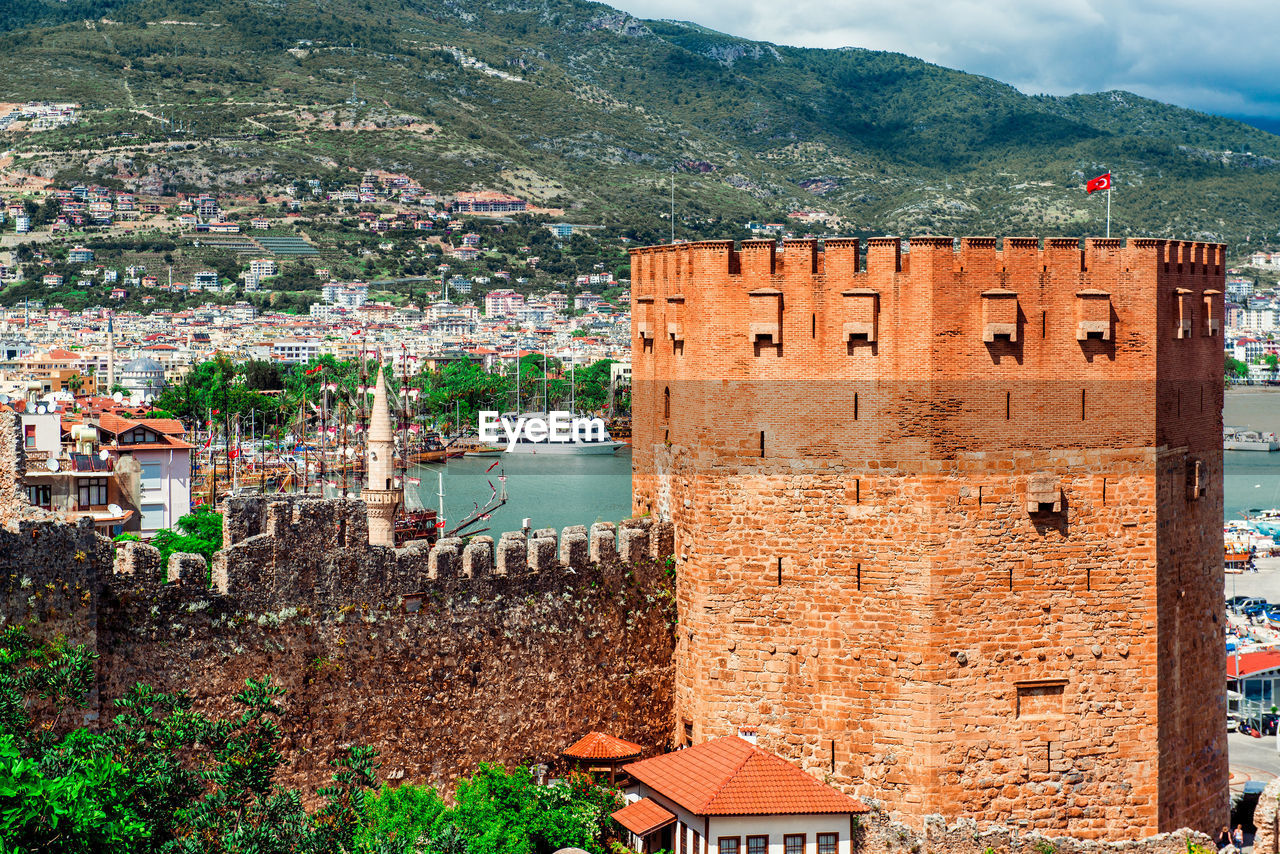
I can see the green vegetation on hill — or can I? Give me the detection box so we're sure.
[2,0,1279,250]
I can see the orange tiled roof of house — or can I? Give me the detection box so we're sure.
[562,731,643,761]
[611,798,675,836]
[623,736,869,816]
[96,413,194,449]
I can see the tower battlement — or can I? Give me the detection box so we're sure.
[631,235,1226,839]
[630,236,1224,285]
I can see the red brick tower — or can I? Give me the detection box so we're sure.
[630,236,1226,838]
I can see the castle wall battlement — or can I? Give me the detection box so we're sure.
[189,496,674,613]
[629,236,1224,285]
[0,421,677,801]
[629,236,1224,461]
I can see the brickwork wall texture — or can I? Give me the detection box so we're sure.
[0,481,678,799]
[630,236,1227,839]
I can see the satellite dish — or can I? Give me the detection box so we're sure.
[112,392,123,402]
[45,458,59,472]
[107,504,122,517]
[35,405,45,415]
[98,449,110,461]
[0,395,8,404]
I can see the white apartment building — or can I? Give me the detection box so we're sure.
[1242,307,1279,332]
[485,289,524,317]
[271,338,321,364]
[322,282,369,308]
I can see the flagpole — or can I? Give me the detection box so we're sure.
[1106,187,1111,239]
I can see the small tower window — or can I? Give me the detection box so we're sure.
[1203,290,1221,336]
[1174,289,1193,339]
[1075,289,1111,340]
[748,289,782,345]
[981,289,1019,342]
[841,289,879,346]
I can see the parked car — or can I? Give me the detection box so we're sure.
[1243,601,1270,619]
[1228,715,1239,732]
[1228,595,1255,611]
[1235,597,1268,615]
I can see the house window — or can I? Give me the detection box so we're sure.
[719,838,741,854]
[817,833,838,854]
[784,834,806,854]
[77,477,108,508]
[24,484,50,509]
[747,837,768,854]
[24,424,35,448]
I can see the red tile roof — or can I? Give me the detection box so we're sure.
[562,731,644,761]
[623,737,868,817]
[611,798,675,836]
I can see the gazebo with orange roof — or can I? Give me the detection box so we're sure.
[561,731,644,784]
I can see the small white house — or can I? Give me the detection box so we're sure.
[97,414,193,535]
[613,737,868,854]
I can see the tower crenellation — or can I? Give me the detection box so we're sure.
[631,235,1226,839]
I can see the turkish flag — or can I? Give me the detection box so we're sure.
[1086,173,1112,194]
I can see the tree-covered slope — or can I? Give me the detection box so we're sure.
[2,0,1278,250]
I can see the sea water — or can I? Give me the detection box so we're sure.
[1226,390,1280,520]
[405,447,634,537]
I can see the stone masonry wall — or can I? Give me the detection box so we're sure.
[0,469,677,798]
[630,236,1227,839]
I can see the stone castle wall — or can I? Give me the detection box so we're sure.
[629,236,1227,839]
[0,478,678,797]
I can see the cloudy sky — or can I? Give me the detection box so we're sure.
[610,0,1280,122]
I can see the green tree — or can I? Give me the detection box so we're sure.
[1226,354,1249,380]
[149,507,223,567]
[244,359,285,391]
[356,783,447,853]
[0,731,148,854]
[441,765,621,854]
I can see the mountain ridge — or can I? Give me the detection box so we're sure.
[1,0,1278,251]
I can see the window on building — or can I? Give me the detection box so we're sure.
[784,835,806,854]
[747,837,768,854]
[24,484,50,509]
[140,462,163,491]
[24,424,35,448]
[718,838,740,854]
[817,833,838,854]
[77,478,108,508]
[141,504,166,530]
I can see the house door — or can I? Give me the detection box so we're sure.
[648,825,674,853]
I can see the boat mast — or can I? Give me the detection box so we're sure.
[340,405,349,497]
[301,393,309,494]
